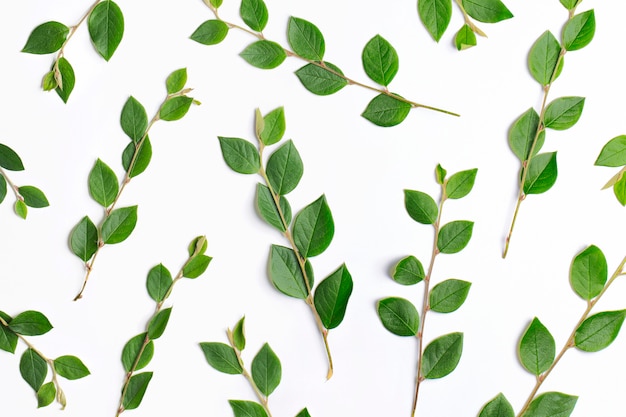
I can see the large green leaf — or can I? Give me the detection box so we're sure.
[251,343,282,396]
[523,152,558,195]
[37,382,56,408]
[182,254,212,278]
[543,97,585,131]
[478,393,515,417]
[520,392,577,417]
[218,137,260,174]
[101,206,138,244]
[240,0,268,32]
[120,96,148,143]
[445,168,477,199]
[418,0,452,42]
[562,10,595,51]
[570,245,607,300]
[19,186,49,208]
[122,137,152,178]
[122,372,153,410]
[54,57,75,103]
[287,17,325,61]
[429,279,471,313]
[256,183,292,232]
[148,308,172,340]
[260,107,286,145]
[88,159,119,207]
[422,332,463,379]
[508,108,544,161]
[519,318,555,375]
[392,255,425,285]
[0,143,24,171]
[269,245,313,299]
[295,62,348,96]
[160,96,193,121]
[362,94,411,127]
[404,189,438,225]
[292,195,334,258]
[437,221,474,254]
[362,35,398,86]
[528,31,561,86]
[199,342,243,374]
[70,216,98,262]
[462,0,513,23]
[9,311,53,336]
[314,264,353,329]
[595,136,626,167]
[377,297,419,337]
[165,68,187,94]
[191,20,229,45]
[266,140,303,195]
[121,333,154,372]
[53,356,90,380]
[88,0,124,61]
[240,40,286,69]
[146,263,173,302]
[22,21,69,54]
[19,349,47,391]
[574,310,626,352]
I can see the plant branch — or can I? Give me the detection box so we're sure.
[453,0,487,37]
[0,167,23,201]
[56,0,101,60]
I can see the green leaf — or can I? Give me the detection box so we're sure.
[240,0,268,32]
[479,393,515,417]
[232,316,246,351]
[147,264,173,302]
[22,21,69,54]
[199,342,243,374]
[120,96,148,143]
[445,168,477,199]
[160,96,193,121]
[508,108,544,161]
[101,206,138,244]
[183,254,212,278]
[570,245,607,301]
[260,107,286,145]
[437,220,474,254]
[122,137,152,177]
[524,152,558,195]
[9,311,53,336]
[191,20,229,45]
[122,333,154,372]
[562,10,595,51]
[462,0,513,23]
[88,0,124,61]
[519,318,555,375]
[0,143,24,171]
[269,245,313,299]
[70,216,98,262]
[293,195,334,257]
[210,0,223,7]
[0,174,5,204]
[188,236,208,257]
[544,97,585,130]
[19,349,47,391]
[422,332,463,379]
[122,372,153,410]
[251,343,282,396]
[314,264,353,329]
[53,356,90,380]
[574,310,626,352]
[218,136,260,174]
[42,71,57,91]
[430,279,471,313]
[148,307,172,340]
[37,382,55,408]
[418,0,452,42]
[595,136,626,167]
[19,186,49,208]
[0,312,17,353]
[362,35,399,86]
[521,392,577,417]
[14,200,27,219]
[88,159,119,207]
[288,17,325,61]
[614,176,626,206]
[240,40,286,69]
[229,400,269,417]
[266,140,304,195]
[362,94,411,127]
[295,409,312,417]
[404,189,438,225]
[559,0,580,10]
[392,255,425,285]
[435,164,447,185]
[528,31,561,86]
[295,62,348,96]
[377,297,419,336]
[166,68,187,94]
[54,57,75,103]
[256,183,292,232]
[455,24,477,51]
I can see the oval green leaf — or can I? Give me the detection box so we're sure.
[240,0,268,32]
[521,392,577,417]
[422,332,463,379]
[232,316,246,351]
[429,279,471,313]
[266,140,304,195]
[22,21,69,54]
[9,311,53,336]
[563,10,595,51]
[88,159,119,207]
[293,195,334,258]
[260,107,286,145]
[240,40,286,69]
[362,35,399,86]
[362,94,411,127]
[0,311,18,353]
[88,0,124,61]
[146,263,173,302]
[19,349,47,391]
[218,137,260,174]
[528,31,561,86]
[199,342,243,374]
[122,333,154,372]
[570,245,607,301]
[0,143,24,171]
[53,355,90,380]
[508,108,544,162]
[148,307,172,340]
[595,136,626,167]
[0,174,6,204]
[166,68,187,94]
[544,97,585,131]
[445,168,478,199]
[404,189,438,225]
[574,310,626,352]
[251,343,282,396]
[295,62,348,96]
[314,264,353,329]
[478,393,515,417]
[37,382,55,408]
[614,175,626,206]
[229,400,269,417]
[14,199,27,219]
[120,96,148,143]
[70,216,98,262]
[418,0,452,42]
[256,183,292,232]
[122,137,152,178]
[183,254,212,278]
[288,17,325,61]
[437,220,474,254]
[524,152,558,195]
[462,0,513,23]
[191,20,229,45]
[269,245,313,299]
[519,318,555,375]
[160,96,193,121]
[377,297,419,337]
[122,372,153,410]
[19,186,49,208]
[101,206,138,244]
[392,255,425,285]
[54,57,75,103]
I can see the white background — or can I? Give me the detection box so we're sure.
[1,0,626,416]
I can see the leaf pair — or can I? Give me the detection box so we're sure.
[479,392,577,417]
[595,135,626,205]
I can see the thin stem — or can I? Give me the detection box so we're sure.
[453,0,487,37]
[0,167,23,201]
[516,254,626,416]
[57,0,101,59]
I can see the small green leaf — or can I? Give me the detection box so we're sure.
[240,0,268,32]
[183,254,212,278]
[101,206,138,244]
[9,311,53,336]
[269,245,313,299]
[295,62,348,96]
[146,264,173,302]
[362,35,399,86]
[0,144,24,171]
[293,195,334,258]
[437,220,474,254]
[288,17,325,61]
[574,310,626,352]
[0,312,17,353]
[544,97,585,130]
[562,10,595,51]
[14,200,27,219]
[404,189,438,225]
[191,20,229,45]
[19,348,47,391]
[19,186,49,208]
[614,176,626,206]
[42,71,57,91]
[314,264,353,329]
[210,0,223,7]
[22,21,69,54]
[435,164,447,185]
[570,245,607,301]
[54,57,75,103]
[199,342,243,374]
[122,137,152,177]
[122,333,154,372]
[122,372,153,410]
[260,107,286,145]
[422,332,463,379]
[478,393,515,417]
[120,96,148,143]
[251,343,282,396]
[508,108,544,161]
[232,316,246,351]
[218,136,260,174]
[166,68,187,94]
[53,356,90,380]
[37,382,56,408]
[455,24,477,51]
[392,255,425,285]
[462,0,513,23]
[148,308,172,340]
[188,236,208,257]
[240,40,286,69]
[70,216,98,262]
[266,140,304,195]
[521,392,577,417]
[295,409,312,417]
[430,279,471,313]
[519,318,555,375]
[88,159,119,207]
[418,0,452,42]
[595,136,626,167]
[88,0,124,61]
[377,297,419,336]
[445,168,478,199]
[559,0,580,10]
[160,96,193,121]
[528,31,561,86]
[524,152,558,195]
[362,94,411,127]
[256,183,292,232]
[229,400,269,417]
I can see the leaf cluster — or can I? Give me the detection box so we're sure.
[595,135,626,205]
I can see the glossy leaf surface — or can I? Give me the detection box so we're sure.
[377,297,419,336]
[314,264,353,329]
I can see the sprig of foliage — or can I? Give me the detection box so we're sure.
[70,68,198,300]
[0,143,49,219]
[116,236,211,415]
[595,135,626,205]
[0,310,90,409]
[191,0,459,127]
[502,1,595,258]
[218,107,353,379]
[22,0,125,102]
[417,0,513,50]
[478,246,626,417]
[377,164,476,416]
[200,316,311,417]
